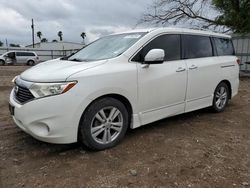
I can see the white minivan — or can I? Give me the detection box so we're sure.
[0,51,39,65]
[9,28,239,150]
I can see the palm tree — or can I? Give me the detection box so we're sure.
[37,31,42,42]
[80,32,86,44]
[10,43,20,47]
[41,38,48,43]
[58,31,63,41]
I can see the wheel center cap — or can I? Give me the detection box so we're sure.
[104,122,111,129]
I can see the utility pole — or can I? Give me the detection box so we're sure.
[31,18,35,48]
[5,38,8,47]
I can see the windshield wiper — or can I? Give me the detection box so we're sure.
[60,56,68,60]
[68,58,83,62]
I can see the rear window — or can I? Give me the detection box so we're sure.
[183,35,213,59]
[214,38,235,56]
[16,52,35,56]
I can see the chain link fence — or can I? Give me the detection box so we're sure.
[1,36,250,72]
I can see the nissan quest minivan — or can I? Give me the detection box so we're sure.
[9,28,239,150]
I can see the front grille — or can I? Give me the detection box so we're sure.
[14,85,35,104]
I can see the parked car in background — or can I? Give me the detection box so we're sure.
[9,28,239,150]
[0,51,39,66]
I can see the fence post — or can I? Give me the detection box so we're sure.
[51,50,53,59]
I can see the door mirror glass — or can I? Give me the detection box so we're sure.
[144,49,165,64]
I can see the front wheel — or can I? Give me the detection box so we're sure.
[79,97,129,150]
[212,82,229,113]
[0,60,5,66]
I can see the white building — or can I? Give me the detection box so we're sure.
[26,41,84,50]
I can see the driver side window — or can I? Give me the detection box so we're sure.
[7,52,15,58]
[132,34,181,62]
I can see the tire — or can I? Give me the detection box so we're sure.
[27,60,35,66]
[0,60,5,66]
[79,97,129,151]
[212,82,229,113]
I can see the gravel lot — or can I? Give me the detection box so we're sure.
[0,66,250,188]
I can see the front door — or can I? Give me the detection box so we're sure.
[132,34,187,125]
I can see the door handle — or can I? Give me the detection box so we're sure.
[176,67,186,72]
[189,65,198,70]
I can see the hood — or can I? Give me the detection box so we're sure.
[20,59,107,82]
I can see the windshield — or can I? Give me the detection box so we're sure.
[68,32,146,62]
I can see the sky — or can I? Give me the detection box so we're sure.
[0,0,155,46]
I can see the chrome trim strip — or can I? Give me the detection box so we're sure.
[187,95,211,103]
[141,101,184,114]
[221,65,235,68]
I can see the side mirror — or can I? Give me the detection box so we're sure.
[144,49,165,64]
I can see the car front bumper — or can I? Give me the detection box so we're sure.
[9,89,91,144]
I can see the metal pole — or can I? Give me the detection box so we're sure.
[31,19,35,48]
[5,38,8,47]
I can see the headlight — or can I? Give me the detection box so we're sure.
[29,81,77,98]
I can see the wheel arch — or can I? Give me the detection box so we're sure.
[0,59,5,64]
[218,80,232,99]
[26,59,35,65]
[77,93,133,141]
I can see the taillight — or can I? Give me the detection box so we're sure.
[236,58,241,65]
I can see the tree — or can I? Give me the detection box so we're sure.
[213,0,250,33]
[142,0,250,33]
[41,38,48,43]
[37,31,42,42]
[9,44,20,47]
[58,31,63,41]
[80,32,86,44]
[0,41,3,47]
[52,39,58,42]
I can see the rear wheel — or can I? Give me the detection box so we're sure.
[0,60,5,66]
[212,82,229,113]
[27,60,35,66]
[79,97,129,150]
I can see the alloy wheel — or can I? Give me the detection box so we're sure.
[90,107,123,145]
[215,86,228,110]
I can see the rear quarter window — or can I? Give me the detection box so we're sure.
[214,38,235,56]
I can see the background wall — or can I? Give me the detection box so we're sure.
[232,35,250,72]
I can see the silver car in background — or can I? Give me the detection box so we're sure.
[0,51,39,66]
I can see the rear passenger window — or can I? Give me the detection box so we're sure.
[27,52,35,56]
[214,38,234,56]
[16,52,23,56]
[183,35,213,59]
[132,34,181,62]
[16,52,35,56]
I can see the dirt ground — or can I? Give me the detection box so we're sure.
[0,66,249,188]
